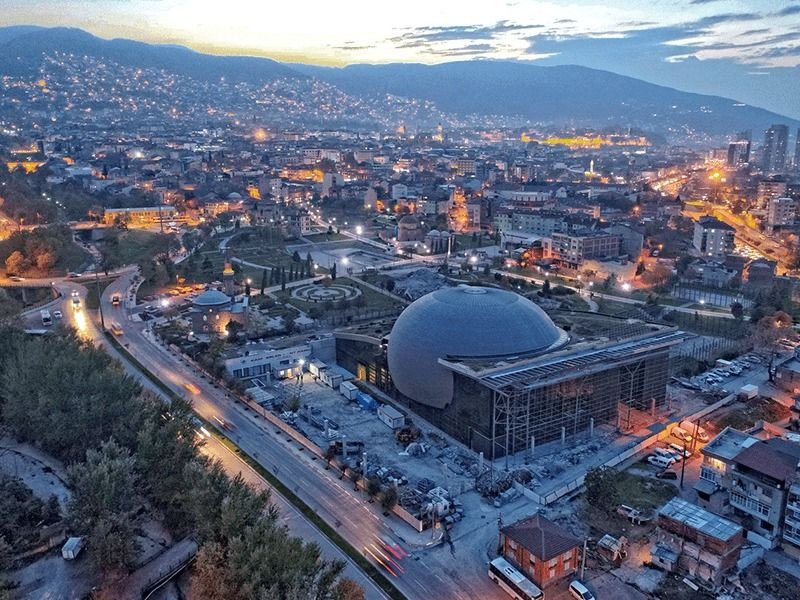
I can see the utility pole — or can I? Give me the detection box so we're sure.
[580,538,587,580]
[95,271,105,330]
[680,434,688,489]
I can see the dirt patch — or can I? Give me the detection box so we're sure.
[713,397,791,431]
[742,560,799,600]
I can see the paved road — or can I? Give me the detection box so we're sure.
[59,275,389,600]
[95,272,501,600]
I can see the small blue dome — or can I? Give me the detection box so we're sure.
[192,289,231,307]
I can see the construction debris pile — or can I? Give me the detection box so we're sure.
[392,268,449,300]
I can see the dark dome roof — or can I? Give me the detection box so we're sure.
[192,289,231,307]
[387,285,564,409]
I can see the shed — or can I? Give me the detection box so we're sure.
[62,536,85,560]
[378,404,405,429]
[340,380,358,400]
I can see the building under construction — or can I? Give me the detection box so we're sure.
[335,285,688,460]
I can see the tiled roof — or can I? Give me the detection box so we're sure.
[734,442,798,482]
[501,515,580,561]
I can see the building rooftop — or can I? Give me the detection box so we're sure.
[658,497,742,542]
[702,426,758,461]
[192,289,231,307]
[448,328,686,392]
[734,441,800,482]
[501,515,580,561]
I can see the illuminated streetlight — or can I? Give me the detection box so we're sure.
[355,225,363,236]
[621,282,631,292]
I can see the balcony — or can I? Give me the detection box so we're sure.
[730,491,771,519]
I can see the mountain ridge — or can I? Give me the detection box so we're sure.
[1,26,797,136]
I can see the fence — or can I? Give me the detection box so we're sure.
[516,393,737,506]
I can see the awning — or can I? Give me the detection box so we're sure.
[693,478,717,496]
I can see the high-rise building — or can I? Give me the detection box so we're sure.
[693,216,735,258]
[767,197,796,233]
[726,130,751,168]
[762,124,789,172]
[795,128,800,171]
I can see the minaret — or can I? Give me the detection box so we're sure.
[222,261,235,297]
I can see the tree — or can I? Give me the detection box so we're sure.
[635,261,646,277]
[192,542,238,600]
[244,282,251,296]
[226,320,244,338]
[292,250,301,263]
[366,477,381,503]
[380,486,398,513]
[281,267,286,292]
[260,269,267,295]
[4,250,26,275]
[67,439,137,529]
[287,394,301,413]
[542,278,551,297]
[751,311,795,382]
[584,468,619,513]
[334,578,366,600]
[330,262,337,281]
[385,279,396,293]
[89,515,138,575]
[324,445,337,470]
[730,301,744,320]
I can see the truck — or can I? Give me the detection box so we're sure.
[40,309,52,326]
[739,384,759,400]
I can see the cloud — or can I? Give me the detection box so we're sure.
[776,5,800,17]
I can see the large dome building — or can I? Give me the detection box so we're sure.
[334,284,686,459]
[388,285,567,409]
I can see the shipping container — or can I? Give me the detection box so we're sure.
[377,404,404,429]
[339,380,359,400]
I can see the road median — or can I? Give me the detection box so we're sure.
[103,331,404,600]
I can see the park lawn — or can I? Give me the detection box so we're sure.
[665,310,750,339]
[615,470,677,512]
[275,277,402,312]
[54,240,92,274]
[554,294,590,311]
[104,230,176,265]
[451,233,496,250]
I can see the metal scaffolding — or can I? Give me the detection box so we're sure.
[484,330,686,464]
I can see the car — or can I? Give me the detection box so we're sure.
[71,297,81,309]
[672,427,693,443]
[111,294,120,306]
[569,580,596,600]
[648,455,673,469]
[668,443,693,458]
[652,448,678,464]
[656,469,678,480]
[53,310,63,319]
[9,276,25,282]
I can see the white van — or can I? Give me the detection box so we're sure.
[647,454,673,469]
[569,580,596,600]
[652,448,678,464]
[672,427,693,443]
